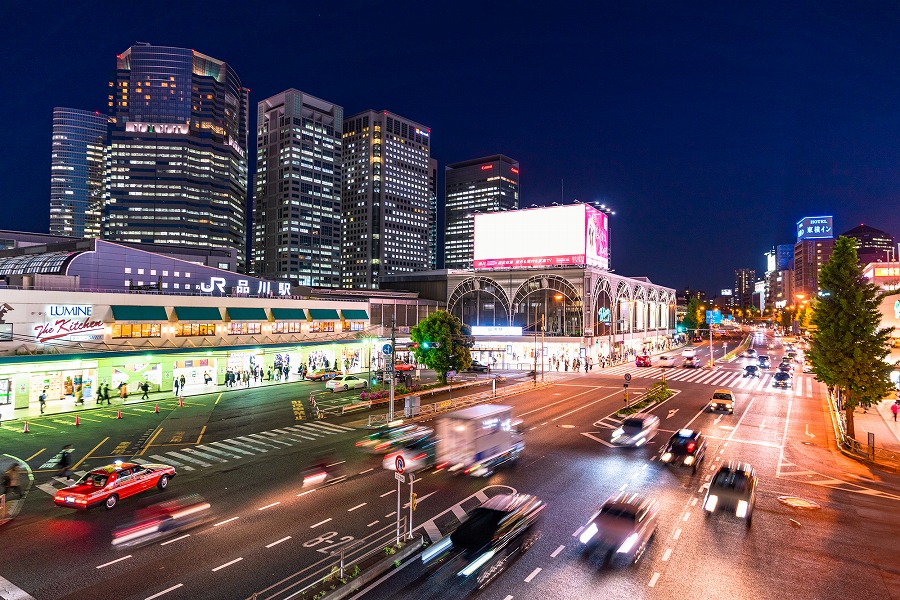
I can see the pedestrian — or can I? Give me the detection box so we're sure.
[141,381,150,400]
[102,383,111,405]
[57,444,73,481]
[174,378,180,397]
[179,374,186,389]
[39,389,47,414]
[75,387,84,405]
[119,383,128,400]
[2,464,22,499]
[891,402,898,422]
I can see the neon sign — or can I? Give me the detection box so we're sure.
[480,165,493,170]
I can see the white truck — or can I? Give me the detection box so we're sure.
[436,404,524,477]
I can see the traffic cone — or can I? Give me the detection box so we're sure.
[155,403,159,413]
[178,396,184,407]
[117,409,122,419]
[75,415,80,426]
[23,421,29,433]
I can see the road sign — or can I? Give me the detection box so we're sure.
[395,471,405,483]
[412,493,418,511]
[624,373,632,382]
[395,455,405,474]
[706,310,723,324]
[383,343,393,355]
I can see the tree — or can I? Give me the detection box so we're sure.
[410,311,473,384]
[807,236,894,438]
[681,296,703,333]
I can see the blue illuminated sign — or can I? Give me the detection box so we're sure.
[796,216,834,242]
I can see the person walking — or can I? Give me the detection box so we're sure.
[104,383,111,405]
[179,374,186,389]
[57,444,73,481]
[141,381,150,400]
[2,464,22,499]
[39,389,47,414]
[173,378,180,398]
[75,387,84,405]
[891,401,898,422]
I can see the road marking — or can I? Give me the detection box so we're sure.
[266,536,292,548]
[97,555,132,569]
[367,520,380,527]
[385,511,396,518]
[524,567,542,583]
[160,534,190,546]
[213,516,239,527]
[73,436,109,470]
[673,528,682,540]
[649,572,661,587]
[504,596,514,600]
[211,557,243,572]
[759,418,766,429]
[311,518,333,528]
[380,489,396,497]
[196,425,207,444]
[145,584,183,600]
[690,497,698,506]
[348,502,367,512]
[215,393,222,405]
[682,512,690,522]
[662,548,672,561]
[551,544,565,558]
[573,526,585,537]
[259,502,281,511]
[805,424,815,438]
[359,468,374,474]
[666,408,679,419]
[297,489,315,497]
[25,448,46,461]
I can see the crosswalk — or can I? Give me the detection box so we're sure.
[598,365,820,397]
[35,421,357,497]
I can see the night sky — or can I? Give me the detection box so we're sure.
[3,1,900,294]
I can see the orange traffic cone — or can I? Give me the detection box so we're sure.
[178,396,184,407]
[155,403,160,413]
[23,421,29,433]
[117,409,123,419]
[75,415,80,426]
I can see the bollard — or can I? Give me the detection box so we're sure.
[117,409,123,419]
[178,396,184,407]
[75,415,80,426]
[22,421,29,433]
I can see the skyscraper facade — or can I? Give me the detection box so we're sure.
[253,89,343,286]
[444,155,519,269]
[793,239,834,297]
[428,158,438,270]
[734,268,756,309]
[105,44,249,267]
[341,110,431,288]
[49,108,108,238]
[841,224,897,264]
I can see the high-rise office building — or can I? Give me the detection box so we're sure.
[49,108,108,238]
[841,224,897,264]
[734,268,756,309]
[793,239,834,296]
[341,110,431,288]
[428,158,438,270]
[444,155,519,269]
[105,44,249,268]
[253,89,343,285]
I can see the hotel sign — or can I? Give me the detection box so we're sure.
[34,305,104,344]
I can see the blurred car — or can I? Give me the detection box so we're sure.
[306,369,341,381]
[578,493,659,565]
[421,493,544,590]
[777,363,792,374]
[112,495,211,548]
[394,363,416,372]
[467,361,490,373]
[635,355,651,367]
[773,371,792,388]
[743,365,760,378]
[757,355,771,369]
[682,357,701,368]
[681,348,697,358]
[325,374,368,392]
[660,429,707,473]
[802,361,814,373]
[742,348,758,358]
[658,355,676,368]
[356,424,433,454]
[611,413,659,447]
[55,461,175,510]
[692,336,703,343]
[704,462,757,527]
[382,437,439,472]
[787,351,798,362]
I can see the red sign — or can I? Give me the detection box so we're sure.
[510,167,519,174]
[480,164,493,170]
[34,318,105,343]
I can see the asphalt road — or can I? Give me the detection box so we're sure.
[2,335,899,599]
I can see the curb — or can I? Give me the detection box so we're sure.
[327,535,424,600]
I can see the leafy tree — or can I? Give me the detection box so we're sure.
[681,296,703,333]
[410,311,473,384]
[778,308,792,330]
[807,236,894,438]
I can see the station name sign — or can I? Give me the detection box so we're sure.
[34,305,104,344]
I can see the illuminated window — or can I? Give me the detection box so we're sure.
[227,322,262,335]
[175,323,216,337]
[309,321,335,333]
[272,322,302,334]
[111,323,161,339]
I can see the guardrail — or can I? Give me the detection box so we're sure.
[827,389,900,471]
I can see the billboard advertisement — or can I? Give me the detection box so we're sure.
[473,205,609,270]
[797,216,834,242]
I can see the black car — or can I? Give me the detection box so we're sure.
[704,462,757,528]
[757,355,771,369]
[467,361,490,373]
[659,429,707,473]
[773,371,792,388]
[777,363,792,374]
[743,365,760,378]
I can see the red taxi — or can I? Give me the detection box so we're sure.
[394,363,416,371]
[635,355,652,367]
[54,461,175,510]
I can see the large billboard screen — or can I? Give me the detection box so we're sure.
[797,216,834,241]
[473,205,609,270]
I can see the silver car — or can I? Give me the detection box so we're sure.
[611,413,660,447]
[579,493,659,565]
[704,462,757,528]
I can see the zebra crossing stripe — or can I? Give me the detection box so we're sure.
[196,445,243,460]
[182,448,227,463]
[163,451,211,467]
[250,433,292,446]
[324,423,356,432]
[270,430,311,443]
[37,482,61,496]
[235,436,276,450]
[305,422,348,434]
[282,427,316,440]
[421,520,443,542]
[150,454,195,471]
[292,425,324,437]
[210,441,257,455]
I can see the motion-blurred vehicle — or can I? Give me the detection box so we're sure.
[773,371,792,388]
[467,361,490,373]
[704,462,757,528]
[743,365,760,378]
[578,493,659,565]
[382,437,439,472]
[436,404,523,476]
[306,369,341,381]
[421,493,544,590]
[692,335,704,343]
[356,424,433,454]
[682,357,701,368]
[802,361,814,373]
[55,461,175,510]
[787,351,798,362]
[611,413,659,447]
[660,429,707,473]
[741,348,758,358]
[658,355,675,368]
[757,355,771,369]
[635,355,651,367]
[709,389,735,414]
[682,348,697,358]
[325,374,368,392]
[111,495,211,548]
[394,363,416,372]
[777,362,792,374]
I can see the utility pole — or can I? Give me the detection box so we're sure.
[389,316,396,422]
[541,313,545,382]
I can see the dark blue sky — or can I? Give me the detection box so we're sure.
[3,1,900,293]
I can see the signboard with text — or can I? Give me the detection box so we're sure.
[796,216,834,241]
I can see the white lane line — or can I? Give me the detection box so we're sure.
[551,544,565,558]
[359,468,374,474]
[259,501,281,511]
[311,518,333,528]
[160,534,190,546]
[690,497,698,507]
[503,596,514,600]
[326,461,347,468]
[145,584,184,600]
[266,536,292,548]
[662,548,672,561]
[348,502,367,512]
[673,528,682,540]
[682,512,690,522]
[524,567,542,583]
[211,557,243,572]
[97,555,132,569]
[649,572,661,587]
[572,526,585,538]
[367,520,380,527]
[385,511,396,518]
[380,489,396,497]
[213,516,239,527]
[297,489,315,497]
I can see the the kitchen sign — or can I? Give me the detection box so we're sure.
[34,305,104,343]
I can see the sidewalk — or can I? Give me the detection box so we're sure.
[856,397,900,454]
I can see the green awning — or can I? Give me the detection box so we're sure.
[227,307,268,321]
[174,306,222,321]
[308,308,340,321]
[340,309,369,320]
[111,305,169,321]
[271,308,307,321]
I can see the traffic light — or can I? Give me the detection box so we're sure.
[421,341,430,349]
[422,341,441,349]
[410,342,420,350]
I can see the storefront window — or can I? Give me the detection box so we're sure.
[175,323,216,337]
[112,323,161,338]
[272,321,302,334]
[227,322,262,335]
[342,321,366,332]
[310,321,335,333]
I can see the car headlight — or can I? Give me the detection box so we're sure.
[579,522,599,544]
[611,427,624,439]
[683,455,694,465]
[704,495,718,512]
[736,500,749,518]
[661,452,672,463]
[617,532,639,554]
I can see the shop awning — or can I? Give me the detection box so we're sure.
[308,308,340,321]
[227,307,268,321]
[174,306,222,321]
[111,305,169,321]
[271,308,307,321]
[340,309,369,320]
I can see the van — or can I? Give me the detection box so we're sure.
[682,348,697,359]
[659,355,675,368]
